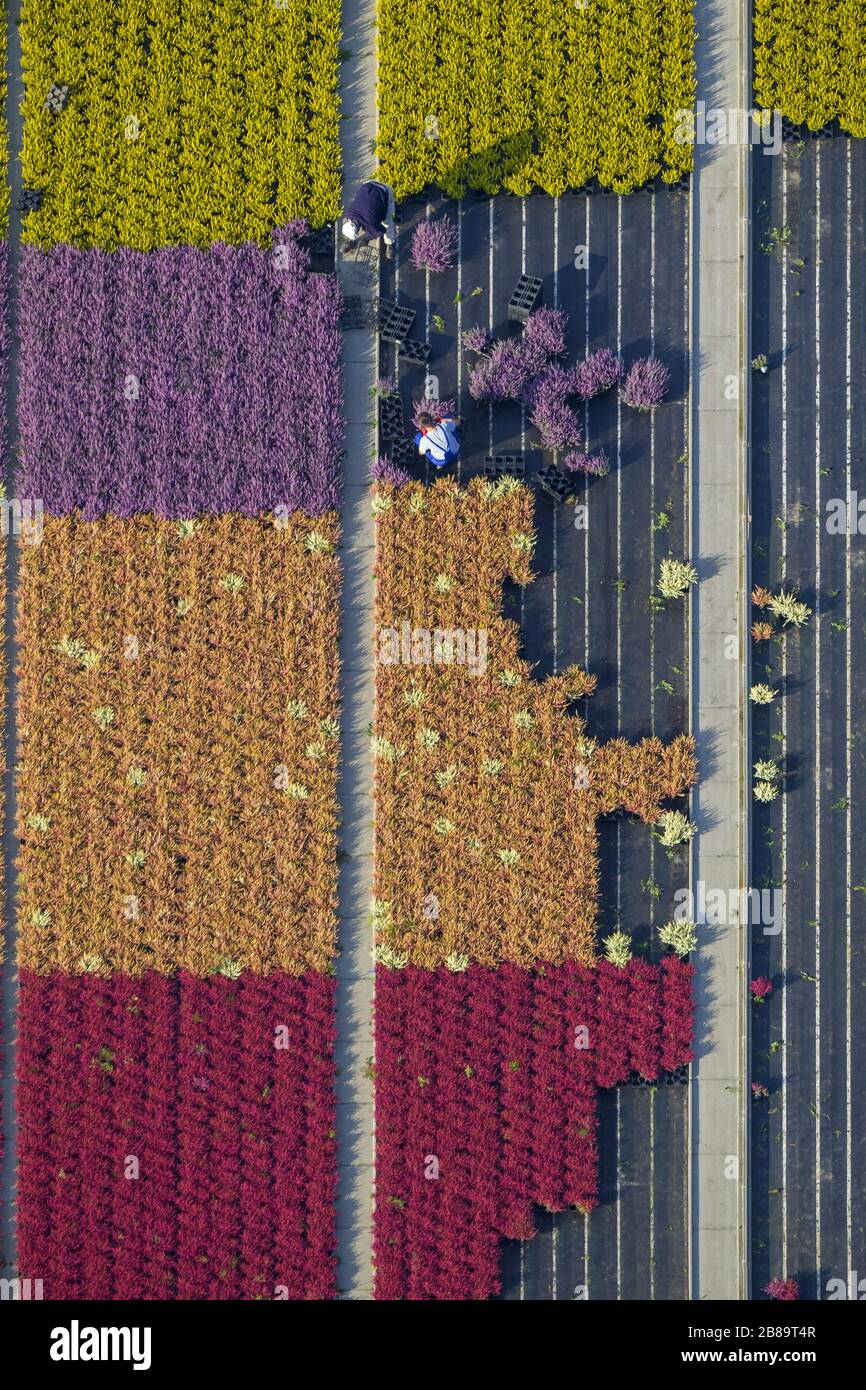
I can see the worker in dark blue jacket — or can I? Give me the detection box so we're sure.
[341,180,397,257]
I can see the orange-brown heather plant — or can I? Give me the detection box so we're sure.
[372,478,697,969]
[752,621,773,642]
[751,585,773,609]
[17,512,340,976]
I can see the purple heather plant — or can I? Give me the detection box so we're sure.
[374,375,398,397]
[18,225,344,518]
[371,454,411,486]
[522,307,567,363]
[619,355,671,411]
[526,364,582,452]
[0,243,8,477]
[411,397,456,429]
[564,449,610,477]
[461,324,490,354]
[468,338,534,403]
[569,348,624,399]
[411,216,458,273]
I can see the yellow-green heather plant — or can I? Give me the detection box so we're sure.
[377,0,696,198]
[20,0,342,248]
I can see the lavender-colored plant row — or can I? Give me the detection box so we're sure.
[18,224,344,519]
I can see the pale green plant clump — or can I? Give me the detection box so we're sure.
[750,683,776,704]
[658,557,698,600]
[655,809,697,847]
[753,759,780,780]
[658,919,698,956]
[602,931,633,968]
[753,780,779,802]
[767,588,811,627]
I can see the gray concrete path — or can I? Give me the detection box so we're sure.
[334,0,377,1300]
[688,0,750,1300]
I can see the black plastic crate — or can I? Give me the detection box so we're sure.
[346,241,379,287]
[390,437,416,466]
[18,187,44,215]
[341,296,376,330]
[379,394,405,441]
[665,1063,690,1086]
[536,463,572,503]
[377,299,416,342]
[398,339,430,366]
[508,273,542,323]
[303,222,336,257]
[484,454,525,480]
[44,82,70,114]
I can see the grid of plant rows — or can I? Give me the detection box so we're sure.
[371,479,696,1298]
[19,0,342,248]
[377,0,695,197]
[13,3,345,1296]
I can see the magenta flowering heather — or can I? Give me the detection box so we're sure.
[619,355,671,410]
[570,348,624,399]
[411,216,458,273]
[18,225,344,518]
[375,956,695,1298]
[763,1279,800,1301]
[750,976,774,1002]
[17,969,337,1299]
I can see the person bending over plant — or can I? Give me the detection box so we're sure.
[414,412,462,469]
[341,179,397,258]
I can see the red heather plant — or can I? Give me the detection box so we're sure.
[569,348,624,399]
[411,215,458,272]
[620,355,671,410]
[17,970,337,1299]
[374,956,694,1298]
[750,976,774,1002]
[763,1279,800,1301]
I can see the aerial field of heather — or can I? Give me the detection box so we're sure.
[377,0,696,195]
[0,0,863,1340]
[17,513,341,978]
[19,0,342,246]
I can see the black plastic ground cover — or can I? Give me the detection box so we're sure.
[750,137,866,1301]
[381,190,690,1299]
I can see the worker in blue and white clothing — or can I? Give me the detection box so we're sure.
[341,180,397,257]
[414,412,461,469]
